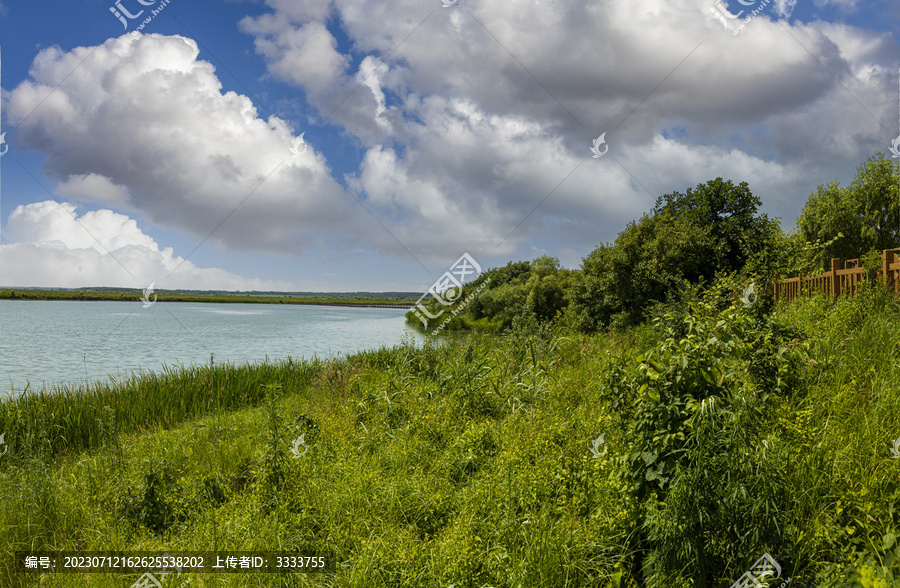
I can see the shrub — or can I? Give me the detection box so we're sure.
[122,461,183,536]
[603,275,808,585]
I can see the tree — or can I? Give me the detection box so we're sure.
[524,256,576,322]
[411,256,576,333]
[796,153,900,269]
[652,177,775,276]
[571,178,777,332]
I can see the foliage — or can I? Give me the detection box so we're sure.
[571,178,779,332]
[815,538,900,588]
[602,275,808,584]
[122,460,181,536]
[746,226,846,287]
[652,178,777,276]
[257,383,288,509]
[0,356,322,459]
[406,256,577,333]
[796,153,900,270]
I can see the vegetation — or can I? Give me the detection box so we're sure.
[406,178,781,335]
[405,256,578,334]
[568,178,778,332]
[796,154,900,271]
[1,288,418,307]
[0,355,323,458]
[410,158,897,336]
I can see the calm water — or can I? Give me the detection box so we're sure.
[0,300,421,396]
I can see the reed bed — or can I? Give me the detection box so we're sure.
[0,356,323,458]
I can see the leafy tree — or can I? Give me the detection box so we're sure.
[465,261,532,328]
[571,178,777,332]
[796,153,900,269]
[653,177,776,276]
[523,256,577,322]
[407,257,576,333]
[467,256,575,329]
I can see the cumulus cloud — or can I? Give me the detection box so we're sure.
[0,201,300,290]
[5,33,366,257]
[241,0,897,248]
[57,174,132,208]
[4,0,897,287]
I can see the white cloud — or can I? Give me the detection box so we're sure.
[240,0,896,247]
[4,0,897,290]
[772,0,799,18]
[6,33,363,257]
[0,201,300,290]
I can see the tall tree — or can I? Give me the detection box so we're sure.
[797,153,900,268]
[571,178,776,332]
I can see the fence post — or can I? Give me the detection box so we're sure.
[885,249,896,293]
[773,274,780,302]
[830,258,840,299]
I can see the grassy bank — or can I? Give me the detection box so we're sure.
[1,282,898,587]
[0,288,417,307]
[0,355,324,458]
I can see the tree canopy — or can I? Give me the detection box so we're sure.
[569,178,778,331]
[407,158,898,336]
[796,153,900,269]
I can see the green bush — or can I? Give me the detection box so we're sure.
[121,461,183,536]
[603,275,808,585]
[406,256,577,334]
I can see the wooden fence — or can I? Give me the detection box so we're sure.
[772,248,900,303]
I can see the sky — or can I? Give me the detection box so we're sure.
[0,0,898,293]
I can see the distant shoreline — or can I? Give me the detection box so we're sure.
[0,288,417,308]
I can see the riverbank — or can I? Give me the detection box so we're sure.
[0,288,418,308]
[0,284,898,586]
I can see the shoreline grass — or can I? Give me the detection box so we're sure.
[0,356,324,459]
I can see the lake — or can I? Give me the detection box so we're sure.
[0,300,422,396]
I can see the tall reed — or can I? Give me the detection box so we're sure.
[0,356,323,459]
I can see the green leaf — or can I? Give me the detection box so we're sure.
[641,451,658,465]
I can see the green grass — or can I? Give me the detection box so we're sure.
[0,285,898,587]
[0,356,323,458]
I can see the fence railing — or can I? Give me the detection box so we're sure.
[772,248,900,304]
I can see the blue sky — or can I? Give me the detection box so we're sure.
[0,0,898,292]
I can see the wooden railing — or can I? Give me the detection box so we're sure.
[773,248,900,303]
